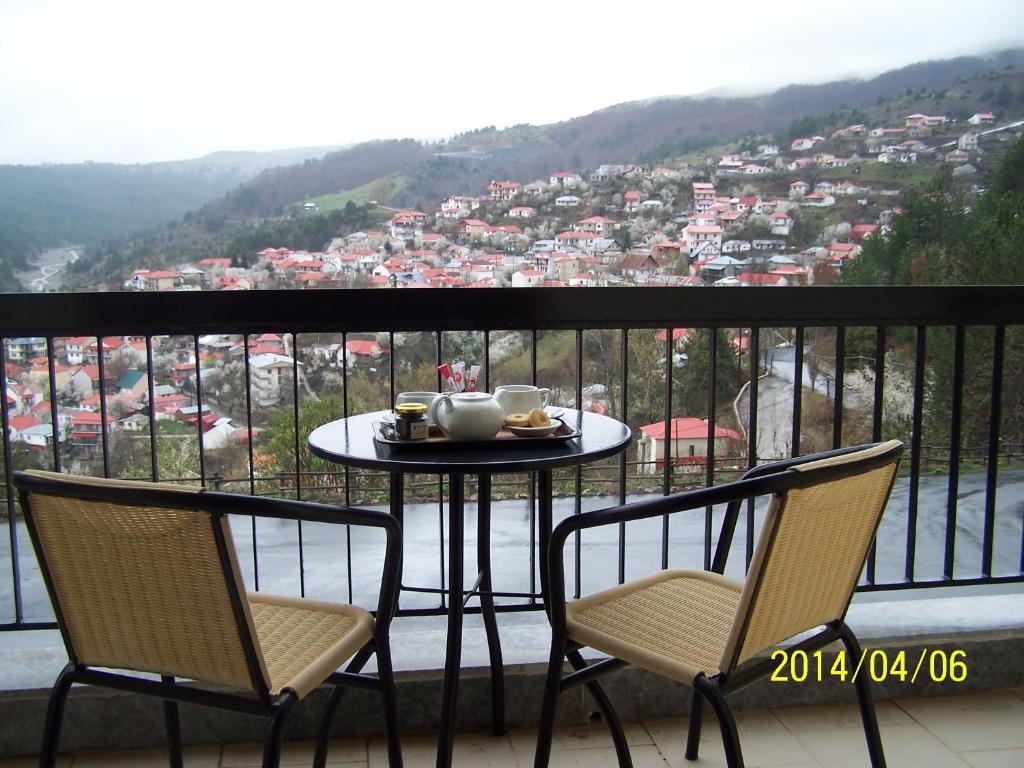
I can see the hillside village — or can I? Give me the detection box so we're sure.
[122,110,1020,293]
[4,110,1022,473]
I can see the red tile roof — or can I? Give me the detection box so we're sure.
[640,417,741,441]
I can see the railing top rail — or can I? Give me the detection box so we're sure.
[2,286,1023,337]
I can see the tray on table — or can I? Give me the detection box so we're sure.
[373,417,580,450]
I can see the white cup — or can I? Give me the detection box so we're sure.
[492,384,551,416]
[395,391,441,423]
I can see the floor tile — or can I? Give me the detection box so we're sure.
[71,747,175,767]
[896,692,1024,751]
[645,710,817,768]
[959,748,1024,768]
[796,722,970,768]
[546,744,669,767]
[368,731,515,767]
[508,719,651,756]
[222,738,367,766]
[772,700,913,731]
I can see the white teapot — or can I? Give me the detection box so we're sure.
[428,392,505,440]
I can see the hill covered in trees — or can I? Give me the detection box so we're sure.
[0,145,347,287]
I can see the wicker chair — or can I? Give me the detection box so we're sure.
[533,440,903,768]
[14,470,404,768]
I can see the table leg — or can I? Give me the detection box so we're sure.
[476,474,505,736]
[389,473,403,616]
[537,470,554,618]
[437,473,464,768]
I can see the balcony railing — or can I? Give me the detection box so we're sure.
[2,285,1023,631]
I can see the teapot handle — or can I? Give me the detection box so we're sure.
[429,394,453,437]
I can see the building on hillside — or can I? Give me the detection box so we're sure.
[248,353,301,407]
[636,417,742,473]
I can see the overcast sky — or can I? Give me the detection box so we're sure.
[2,0,1023,165]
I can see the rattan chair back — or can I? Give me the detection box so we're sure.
[721,440,902,672]
[20,470,269,693]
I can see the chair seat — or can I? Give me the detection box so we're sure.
[248,593,374,699]
[565,569,742,684]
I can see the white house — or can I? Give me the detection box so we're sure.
[248,353,301,407]
[636,417,742,473]
[508,206,537,218]
[511,269,545,287]
[968,112,995,125]
[770,211,793,236]
[549,172,581,188]
[555,195,581,207]
[958,133,979,152]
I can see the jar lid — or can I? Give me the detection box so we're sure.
[395,403,428,416]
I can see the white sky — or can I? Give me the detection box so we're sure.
[2,0,1023,165]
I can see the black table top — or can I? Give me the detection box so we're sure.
[308,409,631,474]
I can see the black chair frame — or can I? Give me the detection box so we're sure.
[533,442,901,768]
[15,472,404,768]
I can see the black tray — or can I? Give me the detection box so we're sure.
[373,417,580,449]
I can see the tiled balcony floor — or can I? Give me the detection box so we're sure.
[3,689,1023,767]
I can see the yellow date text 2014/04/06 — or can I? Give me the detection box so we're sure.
[769,649,968,684]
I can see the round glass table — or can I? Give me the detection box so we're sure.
[309,409,631,768]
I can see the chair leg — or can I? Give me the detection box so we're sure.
[261,692,297,768]
[313,648,374,768]
[693,677,744,768]
[837,622,887,768]
[565,650,632,768]
[684,688,704,761]
[161,676,183,768]
[533,643,567,768]
[376,639,404,768]
[39,664,76,768]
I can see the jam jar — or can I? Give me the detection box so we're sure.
[394,403,429,440]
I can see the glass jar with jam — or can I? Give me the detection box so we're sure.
[394,403,429,440]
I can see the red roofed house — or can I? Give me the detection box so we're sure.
[458,219,492,240]
[343,339,385,368]
[554,231,598,251]
[7,414,41,440]
[488,180,521,202]
[849,224,879,242]
[623,190,642,213]
[737,272,789,287]
[770,211,793,236]
[70,411,115,454]
[575,215,616,237]
[692,182,715,213]
[390,210,428,238]
[637,417,742,472]
[511,269,545,288]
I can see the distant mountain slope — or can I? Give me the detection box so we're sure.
[267,50,1024,212]
[0,144,347,268]
[197,139,433,219]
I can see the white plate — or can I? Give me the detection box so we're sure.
[507,421,560,437]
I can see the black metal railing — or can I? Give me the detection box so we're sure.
[2,285,1023,631]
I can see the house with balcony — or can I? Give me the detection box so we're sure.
[487,180,521,202]
[248,353,301,406]
[129,270,180,291]
[69,410,114,454]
